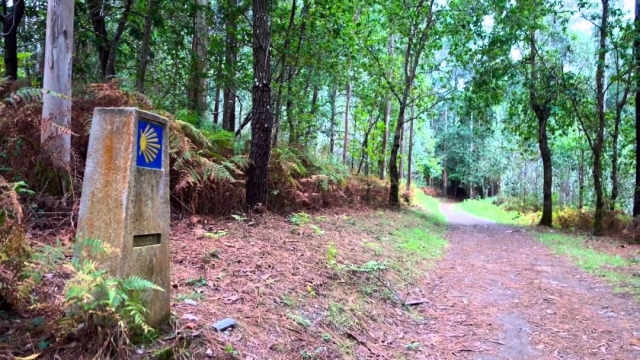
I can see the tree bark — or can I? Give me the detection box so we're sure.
[136,0,154,93]
[406,103,415,191]
[634,0,640,217]
[329,87,337,158]
[89,0,133,81]
[380,34,394,180]
[529,30,553,227]
[343,79,351,164]
[592,0,608,235]
[190,0,209,123]
[222,0,238,131]
[389,104,406,205]
[2,0,25,81]
[246,0,273,209]
[213,84,221,124]
[578,149,585,209]
[537,112,553,226]
[42,0,75,166]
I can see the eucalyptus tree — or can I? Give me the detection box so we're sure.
[634,0,640,216]
[41,0,75,166]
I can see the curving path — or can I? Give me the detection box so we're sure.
[414,202,640,359]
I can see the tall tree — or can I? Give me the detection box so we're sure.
[136,0,155,93]
[591,0,609,235]
[386,0,436,206]
[634,0,640,217]
[246,0,273,208]
[41,0,75,166]
[1,0,25,81]
[222,0,239,131]
[88,0,134,81]
[189,0,209,123]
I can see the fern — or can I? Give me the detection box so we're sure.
[64,240,163,335]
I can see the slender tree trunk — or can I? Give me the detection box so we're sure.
[380,34,394,180]
[222,0,238,131]
[213,84,221,124]
[42,0,75,166]
[329,87,337,158]
[538,115,553,226]
[592,0,608,235]
[246,0,273,209]
[399,117,404,181]
[89,0,132,81]
[579,149,585,209]
[389,104,406,206]
[136,0,154,93]
[610,105,622,211]
[88,0,109,79]
[343,79,351,164]
[529,30,553,227]
[2,0,25,81]
[406,103,415,191]
[634,0,640,217]
[442,109,448,197]
[190,0,209,122]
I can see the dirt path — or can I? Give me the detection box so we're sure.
[414,203,640,359]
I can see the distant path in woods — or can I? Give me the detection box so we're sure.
[417,202,640,359]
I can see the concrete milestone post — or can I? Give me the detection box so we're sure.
[77,108,170,326]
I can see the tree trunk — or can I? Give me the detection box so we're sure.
[343,80,351,164]
[213,84,221,124]
[406,103,415,191]
[399,117,404,181]
[42,0,75,166]
[2,0,25,81]
[88,0,109,79]
[634,0,640,217]
[610,104,622,211]
[246,0,273,209]
[380,34,394,180]
[190,0,209,123]
[136,0,154,93]
[538,114,553,226]
[89,0,133,81]
[329,87,337,158]
[578,149,585,209]
[389,104,406,206]
[222,0,238,131]
[442,109,448,196]
[592,0,608,235]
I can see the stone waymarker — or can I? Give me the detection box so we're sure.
[77,108,170,326]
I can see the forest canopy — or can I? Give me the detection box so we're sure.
[1,0,639,235]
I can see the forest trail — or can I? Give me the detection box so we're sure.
[420,203,640,359]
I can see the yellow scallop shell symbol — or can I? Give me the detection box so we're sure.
[139,123,160,164]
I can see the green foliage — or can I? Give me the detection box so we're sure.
[287,212,312,226]
[326,242,339,269]
[286,311,312,328]
[64,238,163,334]
[535,232,640,296]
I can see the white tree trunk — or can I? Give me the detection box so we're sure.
[41,0,75,165]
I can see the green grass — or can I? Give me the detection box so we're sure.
[456,197,528,225]
[536,232,640,296]
[413,190,446,223]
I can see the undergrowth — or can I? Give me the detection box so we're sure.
[0,80,388,220]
